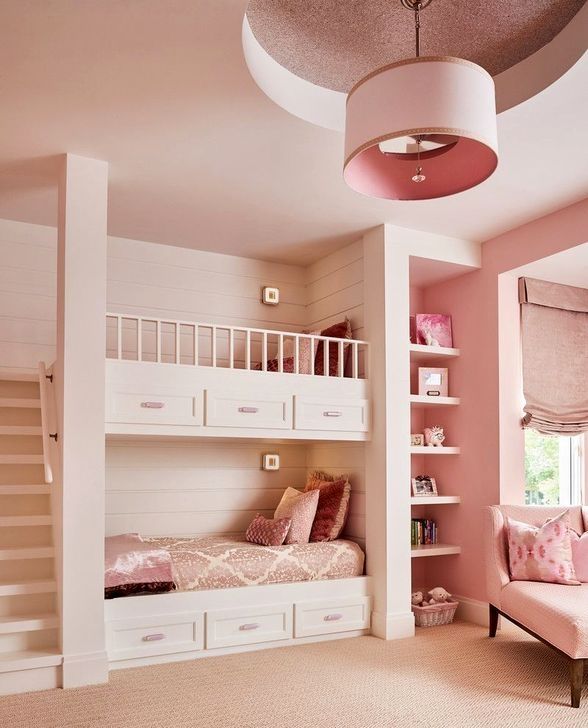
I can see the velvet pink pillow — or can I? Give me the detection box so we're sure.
[507,511,580,585]
[273,487,319,544]
[570,531,588,583]
[305,471,351,542]
[245,514,291,547]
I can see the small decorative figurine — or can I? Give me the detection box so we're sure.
[411,591,424,606]
[427,587,452,604]
[424,426,445,447]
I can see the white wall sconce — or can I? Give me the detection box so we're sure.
[262,453,280,471]
[262,286,280,305]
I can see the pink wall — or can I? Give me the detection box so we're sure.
[421,197,588,603]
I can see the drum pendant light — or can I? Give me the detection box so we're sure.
[344,0,498,200]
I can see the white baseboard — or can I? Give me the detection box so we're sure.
[453,595,489,627]
[0,666,61,696]
[371,610,415,640]
[62,650,109,688]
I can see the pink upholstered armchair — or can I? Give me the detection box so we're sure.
[484,505,588,708]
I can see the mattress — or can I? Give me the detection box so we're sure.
[143,535,365,592]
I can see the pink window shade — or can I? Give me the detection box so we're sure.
[519,277,588,435]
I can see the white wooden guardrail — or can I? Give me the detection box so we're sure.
[106,313,368,379]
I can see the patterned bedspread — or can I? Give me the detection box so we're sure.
[143,536,365,592]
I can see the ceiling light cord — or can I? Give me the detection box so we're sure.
[415,2,421,58]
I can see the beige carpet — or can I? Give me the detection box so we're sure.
[1,622,587,728]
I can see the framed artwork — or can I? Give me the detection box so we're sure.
[415,314,453,348]
[411,434,424,446]
[418,367,448,397]
[411,476,438,497]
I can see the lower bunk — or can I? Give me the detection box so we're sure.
[105,535,371,668]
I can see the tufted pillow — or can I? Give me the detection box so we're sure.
[570,531,588,583]
[314,319,352,376]
[273,487,319,544]
[305,471,351,542]
[245,514,292,547]
[507,510,580,585]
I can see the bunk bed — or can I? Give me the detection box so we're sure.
[103,313,372,668]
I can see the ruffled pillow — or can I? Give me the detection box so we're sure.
[507,510,580,585]
[273,487,319,544]
[245,514,292,547]
[305,470,351,542]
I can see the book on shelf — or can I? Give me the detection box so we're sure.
[411,518,438,546]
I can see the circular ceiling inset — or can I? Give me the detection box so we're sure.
[246,0,585,92]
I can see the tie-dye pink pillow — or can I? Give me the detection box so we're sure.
[507,511,580,585]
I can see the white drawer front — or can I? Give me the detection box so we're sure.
[294,597,371,638]
[108,612,204,661]
[206,604,293,649]
[107,390,203,426]
[205,390,292,429]
[294,396,369,432]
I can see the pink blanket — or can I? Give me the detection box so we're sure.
[105,533,174,590]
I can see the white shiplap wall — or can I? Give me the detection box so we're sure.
[0,219,57,375]
[0,218,365,542]
[305,240,366,543]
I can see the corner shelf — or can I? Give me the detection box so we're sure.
[409,344,460,362]
[410,446,460,455]
[409,395,460,408]
[411,544,461,558]
[410,496,461,505]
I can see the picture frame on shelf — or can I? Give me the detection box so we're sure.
[415,314,453,348]
[418,367,449,397]
[411,476,438,497]
[411,433,425,446]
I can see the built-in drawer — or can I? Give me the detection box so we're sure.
[206,604,293,649]
[293,396,369,432]
[107,390,204,426]
[294,596,371,638]
[205,390,292,430]
[107,612,204,661]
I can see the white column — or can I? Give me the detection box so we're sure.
[55,154,108,687]
[363,226,414,639]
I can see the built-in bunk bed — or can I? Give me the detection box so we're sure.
[104,313,371,668]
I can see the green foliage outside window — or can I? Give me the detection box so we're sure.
[524,429,560,505]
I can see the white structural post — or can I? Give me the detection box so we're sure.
[55,154,109,687]
[363,226,415,640]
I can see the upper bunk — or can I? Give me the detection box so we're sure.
[105,313,370,441]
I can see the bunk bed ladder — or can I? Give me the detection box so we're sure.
[0,365,61,694]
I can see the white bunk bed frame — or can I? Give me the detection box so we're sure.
[104,313,372,668]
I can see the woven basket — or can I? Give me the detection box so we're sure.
[412,600,459,627]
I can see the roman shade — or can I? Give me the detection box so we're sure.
[519,277,588,435]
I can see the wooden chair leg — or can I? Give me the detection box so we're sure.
[570,659,584,708]
[489,604,499,638]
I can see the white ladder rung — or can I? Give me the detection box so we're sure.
[0,426,42,436]
[0,398,41,409]
[0,515,52,527]
[0,455,44,465]
[0,485,48,495]
[0,580,56,597]
[0,547,55,561]
[0,614,58,634]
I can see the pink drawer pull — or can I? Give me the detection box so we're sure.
[141,401,165,409]
[238,407,259,414]
[239,623,260,631]
[323,411,342,417]
[323,613,343,622]
[142,633,166,642]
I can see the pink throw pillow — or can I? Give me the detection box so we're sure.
[570,531,588,583]
[273,487,319,544]
[245,514,291,547]
[305,471,351,542]
[507,511,580,585]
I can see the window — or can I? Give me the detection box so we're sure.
[525,430,585,505]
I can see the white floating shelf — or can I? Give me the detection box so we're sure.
[410,446,460,455]
[410,496,461,505]
[411,544,461,558]
[409,344,460,362]
[409,395,460,408]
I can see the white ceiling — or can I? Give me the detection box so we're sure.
[0,1,587,265]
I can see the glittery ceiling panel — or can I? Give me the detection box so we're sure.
[246,0,585,92]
